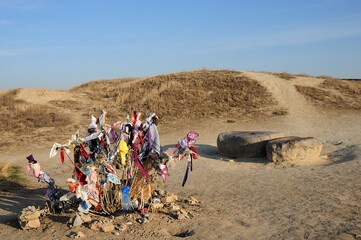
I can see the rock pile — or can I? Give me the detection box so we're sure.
[18,206,44,230]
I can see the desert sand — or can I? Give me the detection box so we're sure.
[1,71,361,239]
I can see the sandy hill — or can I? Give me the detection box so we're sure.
[0,69,360,153]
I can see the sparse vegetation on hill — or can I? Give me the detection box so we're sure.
[296,78,361,110]
[0,89,71,130]
[71,70,277,123]
[271,72,296,80]
[0,89,73,153]
[322,78,361,96]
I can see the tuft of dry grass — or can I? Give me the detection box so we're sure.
[295,73,311,77]
[272,108,289,116]
[316,75,341,80]
[0,162,23,182]
[0,162,11,178]
[272,72,296,80]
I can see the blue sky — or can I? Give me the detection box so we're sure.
[1,0,361,90]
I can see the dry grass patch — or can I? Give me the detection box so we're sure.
[0,89,72,152]
[317,75,340,80]
[272,72,296,80]
[0,90,71,130]
[295,73,311,77]
[322,79,361,97]
[295,85,361,110]
[72,70,277,122]
[296,76,361,111]
[48,100,84,111]
[272,108,289,116]
[0,162,23,183]
[1,103,71,129]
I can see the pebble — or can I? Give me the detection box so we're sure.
[75,231,85,238]
[101,222,115,232]
[170,204,181,212]
[164,195,178,203]
[152,203,164,209]
[72,214,84,228]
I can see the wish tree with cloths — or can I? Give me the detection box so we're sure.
[26,110,199,215]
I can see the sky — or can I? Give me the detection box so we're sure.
[1,0,361,90]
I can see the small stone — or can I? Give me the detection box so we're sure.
[79,213,92,223]
[118,224,127,231]
[75,231,85,238]
[101,222,115,232]
[187,196,199,205]
[89,222,101,231]
[113,232,120,236]
[145,214,153,222]
[23,211,41,221]
[157,189,166,197]
[72,214,84,228]
[137,216,150,224]
[164,195,178,203]
[152,203,164,209]
[177,213,186,220]
[27,219,41,229]
[170,204,181,212]
[177,209,188,220]
[69,232,77,238]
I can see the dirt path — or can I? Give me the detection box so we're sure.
[244,72,321,117]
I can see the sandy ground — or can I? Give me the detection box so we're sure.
[1,73,361,240]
